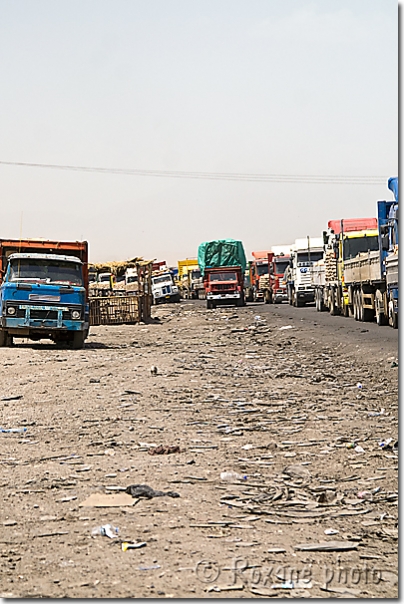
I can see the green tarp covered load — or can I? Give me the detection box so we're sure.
[198,239,247,276]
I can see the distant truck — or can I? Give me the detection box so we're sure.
[285,237,324,306]
[313,218,378,316]
[151,271,180,304]
[343,178,398,328]
[198,239,247,309]
[0,239,89,348]
[177,259,204,299]
[245,251,271,302]
[258,249,291,304]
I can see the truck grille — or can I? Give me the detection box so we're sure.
[5,303,81,321]
[212,284,234,291]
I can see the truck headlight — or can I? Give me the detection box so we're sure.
[7,307,16,315]
[71,310,81,319]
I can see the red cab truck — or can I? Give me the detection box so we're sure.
[198,239,247,309]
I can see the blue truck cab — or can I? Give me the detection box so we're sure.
[0,252,88,348]
[377,176,398,328]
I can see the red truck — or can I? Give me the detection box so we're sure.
[264,252,290,304]
[204,266,245,309]
[245,250,271,302]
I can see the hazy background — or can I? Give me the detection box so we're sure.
[0,0,398,264]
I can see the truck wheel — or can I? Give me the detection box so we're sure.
[357,291,364,322]
[353,290,360,321]
[375,290,387,326]
[329,290,339,316]
[388,296,398,329]
[295,297,305,308]
[0,330,13,347]
[72,331,85,349]
[342,303,350,318]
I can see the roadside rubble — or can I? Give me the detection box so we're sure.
[0,301,398,598]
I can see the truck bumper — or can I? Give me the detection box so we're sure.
[207,293,240,300]
[274,292,288,303]
[3,317,85,334]
[297,290,315,303]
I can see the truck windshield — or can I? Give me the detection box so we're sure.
[343,236,379,260]
[153,275,172,285]
[9,259,83,286]
[210,272,237,282]
[275,260,289,274]
[297,251,323,263]
[191,269,201,279]
[256,264,268,276]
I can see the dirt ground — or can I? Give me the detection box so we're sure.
[0,300,398,598]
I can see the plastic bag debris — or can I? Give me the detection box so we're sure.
[324,529,339,535]
[92,524,119,538]
[279,325,293,330]
[220,471,247,482]
[0,427,27,433]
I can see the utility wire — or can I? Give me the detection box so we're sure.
[0,160,388,185]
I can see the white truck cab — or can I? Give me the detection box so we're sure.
[286,237,324,306]
[152,272,180,304]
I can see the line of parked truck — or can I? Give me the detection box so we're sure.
[195,177,398,328]
[0,176,397,349]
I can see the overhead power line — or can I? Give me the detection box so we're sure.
[0,160,388,185]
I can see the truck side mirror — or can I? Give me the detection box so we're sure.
[322,231,328,245]
[381,234,389,251]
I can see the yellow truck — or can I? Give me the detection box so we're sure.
[177,259,204,299]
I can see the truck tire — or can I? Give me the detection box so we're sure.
[357,290,364,322]
[0,329,13,347]
[72,331,85,349]
[353,290,359,321]
[295,297,305,307]
[264,289,273,304]
[246,289,254,303]
[388,296,398,329]
[329,289,339,316]
[375,290,387,326]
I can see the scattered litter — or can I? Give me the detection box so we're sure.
[220,471,247,482]
[357,491,372,500]
[320,585,361,596]
[391,361,398,368]
[324,529,339,535]
[241,444,253,450]
[1,395,23,401]
[267,548,286,554]
[379,438,397,451]
[271,580,312,589]
[91,524,119,538]
[357,382,363,389]
[368,408,385,417]
[150,366,158,375]
[138,565,161,571]
[122,541,147,551]
[279,325,293,330]
[294,541,359,552]
[207,584,244,592]
[58,496,77,503]
[126,484,180,499]
[354,445,365,454]
[0,427,27,433]
[148,445,181,455]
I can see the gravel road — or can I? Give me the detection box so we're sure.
[0,300,398,598]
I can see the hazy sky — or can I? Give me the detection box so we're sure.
[0,0,398,264]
